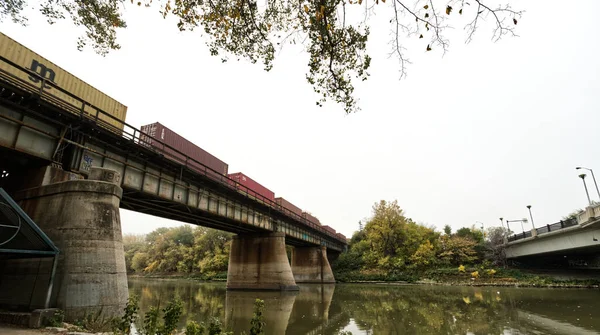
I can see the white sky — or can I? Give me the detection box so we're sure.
[2,1,599,238]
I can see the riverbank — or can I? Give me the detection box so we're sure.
[334,267,600,289]
[127,267,600,289]
[127,273,227,281]
[338,279,600,289]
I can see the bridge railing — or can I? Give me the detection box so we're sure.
[0,56,346,245]
[507,218,578,242]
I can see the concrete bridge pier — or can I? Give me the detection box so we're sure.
[291,246,335,283]
[16,167,128,321]
[227,232,299,291]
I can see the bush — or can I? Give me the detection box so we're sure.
[113,295,140,335]
[185,321,205,335]
[250,299,265,335]
[44,309,64,327]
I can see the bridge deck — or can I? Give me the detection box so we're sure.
[0,56,346,251]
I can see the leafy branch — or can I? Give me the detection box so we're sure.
[0,0,523,114]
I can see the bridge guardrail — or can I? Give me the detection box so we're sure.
[0,55,346,245]
[507,218,578,242]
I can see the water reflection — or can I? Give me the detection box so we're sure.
[225,290,298,334]
[128,278,600,335]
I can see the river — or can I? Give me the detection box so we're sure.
[128,278,600,334]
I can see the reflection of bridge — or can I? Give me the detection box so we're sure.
[0,52,344,320]
[224,284,346,335]
[505,204,600,270]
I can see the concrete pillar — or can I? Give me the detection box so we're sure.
[227,232,299,291]
[291,246,335,284]
[531,228,538,238]
[15,167,128,321]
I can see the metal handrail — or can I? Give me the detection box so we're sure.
[507,218,578,242]
[0,55,345,244]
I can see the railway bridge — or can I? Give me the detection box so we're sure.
[0,55,346,320]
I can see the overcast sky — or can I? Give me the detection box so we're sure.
[2,1,599,238]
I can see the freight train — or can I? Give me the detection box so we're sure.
[0,32,345,242]
[0,32,128,131]
[139,122,346,241]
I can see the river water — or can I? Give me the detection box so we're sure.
[128,278,600,335]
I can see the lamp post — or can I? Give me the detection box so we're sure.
[502,217,510,233]
[577,167,600,200]
[579,173,593,205]
[499,217,508,241]
[507,219,527,233]
[526,205,535,230]
[476,221,485,239]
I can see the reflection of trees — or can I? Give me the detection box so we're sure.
[128,279,600,335]
[330,285,520,335]
[128,279,227,331]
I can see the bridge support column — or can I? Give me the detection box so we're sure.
[291,246,335,283]
[227,232,299,291]
[16,167,127,321]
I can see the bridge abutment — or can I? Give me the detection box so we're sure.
[227,232,299,291]
[15,167,128,321]
[291,246,335,283]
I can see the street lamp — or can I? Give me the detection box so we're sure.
[576,167,600,200]
[507,218,527,233]
[520,218,527,232]
[579,173,593,205]
[526,205,535,230]
[499,217,509,240]
[502,217,510,233]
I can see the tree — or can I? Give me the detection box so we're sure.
[363,200,411,258]
[437,235,478,265]
[443,224,452,236]
[455,226,484,244]
[131,252,149,273]
[409,240,436,269]
[563,208,584,221]
[1,0,522,114]
[483,226,507,267]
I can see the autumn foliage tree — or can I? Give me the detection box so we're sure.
[124,225,232,277]
[334,199,487,279]
[1,0,522,113]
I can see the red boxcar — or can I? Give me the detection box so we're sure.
[140,122,228,178]
[275,197,303,217]
[228,172,275,201]
[302,212,321,226]
[322,225,336,235]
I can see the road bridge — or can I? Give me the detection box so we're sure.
[505,204,600,270]
[0,56,346,320]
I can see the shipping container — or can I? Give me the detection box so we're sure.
[302,212,321,226]
[140,122,228,178]
[0,32,127,131]
[275,197,303,218]
[322,225,336,235]
[228,172,275,201]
